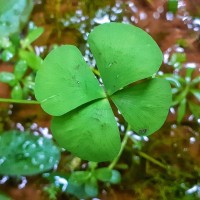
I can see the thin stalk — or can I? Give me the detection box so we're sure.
[108,125,131,169]
[0,98,39,104]
[138,151,168,170]
[92,68,100,77]
[138,151,194,179]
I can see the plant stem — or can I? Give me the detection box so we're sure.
[138,151,194,178]
[108,125,131,169]
[92,68,100,77]
[0,98,39,104]
[138,151,168,170]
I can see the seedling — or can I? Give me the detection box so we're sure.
[35,22,172,162]
[162,65,200,123]
[0,26,44,99]
[44,164,121,199]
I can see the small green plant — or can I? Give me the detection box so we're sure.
[35,22,172,162]
[162,52,200,123]
[0,26,44,100]
[0,1,43,100]
[44,162,121,199]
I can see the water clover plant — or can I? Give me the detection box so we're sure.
[35,22,171,162]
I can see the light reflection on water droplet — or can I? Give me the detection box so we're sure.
[23,141,31,149]
[0,176,9,184]
[188,115,194,121]
[38,153,45,160]
[186,184,200,195]
[166,12,174,21]
[190,137,196,144]
[0,157,6,165]
[39,127,52,139]
[54,176,68,192]
[37,137,44,146]
[16,123,24,131]
[120,125,125,132]
[49,157,54,163]
[170,107,176,115]
[18,176,27,189]
[32,158,39,165]
[31,143,36,149]
[39,164,44,170]
[139,12,147,20]
[30,123,38,130]
[24,152,30,158]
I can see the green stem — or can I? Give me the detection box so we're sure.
[138,151,168,170]
[108,125,131,169]
[138,151,194,178]
[0,98,39,104]
[92,68,100,77]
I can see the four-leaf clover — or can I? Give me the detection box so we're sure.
[35,23,172,162]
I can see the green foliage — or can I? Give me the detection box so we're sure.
[162,52,200,122]
[167,0,178,13]
[0,0,33,37]
[35,22,171,162]
[67,168,121,198]
[44,167,121,199]
[168,52,186,69]
[0,130,60,176]
[11,83,23,100]
[0,192,11,200]
[0,72,16,86]
[14,60,28,80]
[21,27,44,48]
[88,23,163,95]
[0,25,44,99]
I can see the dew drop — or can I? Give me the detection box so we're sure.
[108,63,112,68]
[0,176,9,184]
[0,157,6,165]
[23,141,31,149]
[37,137,44,146]
[31,143,36,149]
[190,137,196,144]
[18,177,27,189]
[39,164,44,170]
[31,158,39,165]
[24,152,30,158]
[49,157,54,163]
[38,153,45,160]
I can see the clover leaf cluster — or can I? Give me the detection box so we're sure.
[35,23,171,162]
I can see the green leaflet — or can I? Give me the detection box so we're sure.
[51,99,121,162]
[35,45,105,116]
[111,78,172,136]
[88,22,163,95]
[177,98,186,123]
